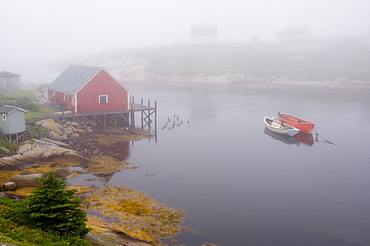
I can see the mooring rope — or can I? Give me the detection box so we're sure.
[313,127,342,148]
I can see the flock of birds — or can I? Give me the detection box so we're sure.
[161,114,189,130]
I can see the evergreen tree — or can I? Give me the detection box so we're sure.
[19,172,90,237]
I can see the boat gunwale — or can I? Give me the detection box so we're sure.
[264,116,300,136]
[278,112,315,125]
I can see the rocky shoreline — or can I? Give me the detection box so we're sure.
[0,118,158,246]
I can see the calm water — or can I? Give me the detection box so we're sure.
[107,85,370,246]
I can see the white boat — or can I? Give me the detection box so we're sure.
[264,116,300,136]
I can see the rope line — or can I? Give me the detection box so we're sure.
[313,127,342,148]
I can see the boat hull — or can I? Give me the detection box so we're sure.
[264,117,300,136]
[278,113,315,134]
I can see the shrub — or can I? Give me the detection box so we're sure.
[23,102,39,112]
[0,198,93,246]
[0,137,18,152]
[26,125,49,138]
[18,172,91,237]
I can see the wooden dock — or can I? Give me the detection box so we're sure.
[46,97,157,134]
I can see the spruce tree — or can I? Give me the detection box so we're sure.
[19,172,90,237]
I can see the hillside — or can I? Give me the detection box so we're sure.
[65,39,370,91]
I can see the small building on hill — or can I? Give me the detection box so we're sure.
[0,71,22,91]
[0,105,27,143]
[47,65,129,113]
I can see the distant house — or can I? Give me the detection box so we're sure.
[0,105,27,143]
[47,65,129,113]
[0,71,22,91]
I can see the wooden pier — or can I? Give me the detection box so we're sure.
[47,96,157,135]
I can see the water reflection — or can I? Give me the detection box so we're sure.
[264,128,314,146]
[295,132,314,146]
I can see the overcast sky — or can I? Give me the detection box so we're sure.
[1,0,370,83]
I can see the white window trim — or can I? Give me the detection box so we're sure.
[99,95,108,103]
[64,93,68,102]
[2,114,7,121]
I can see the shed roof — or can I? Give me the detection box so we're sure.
[48,65,103,94]
[0,71,21,78]
[0,105,27,114]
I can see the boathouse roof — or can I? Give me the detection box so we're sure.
[48,65,103,95]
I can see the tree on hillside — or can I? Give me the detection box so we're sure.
[19,172,91,237]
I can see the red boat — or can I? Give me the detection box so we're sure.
[278,112,315,134]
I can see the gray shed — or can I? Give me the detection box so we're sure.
[0,105,27,143]
[0,71,22,91]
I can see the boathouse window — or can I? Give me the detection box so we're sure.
[2,114,7,121]
[99,95,108,103]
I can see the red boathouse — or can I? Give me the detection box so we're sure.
[48,65,129,113]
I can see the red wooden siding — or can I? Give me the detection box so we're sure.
[48,90,73,110]
[76,70,128,113]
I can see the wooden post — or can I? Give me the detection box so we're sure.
[114,105,117,128]
[148,99,151,132]
[154,100,157,141]
[82,106,85,125]
[93,107,96,126]
[103,105,106,127]
[130,96,135,127]
[141,98,144,129]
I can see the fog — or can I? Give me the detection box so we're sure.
[1,0,370,83]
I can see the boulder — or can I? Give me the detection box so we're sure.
[63,127,74,135]
[2,143,90,170]
[17,143,35,155]
[75,128,85,134]
[55,122,65,135]
[54,169,71,178]
[0,146,11,154]
[10,173,43,188]
[69,133,80,138]
[71,121,79,127]
[0,156,23,170]
[60,151,90,163]
[0,182,16,191]
[40,138,71,148]
[22,147,45,160]
[35,119,59,132]
[0,192,26,202]
[86,227,155,246]
[49,130,67,141]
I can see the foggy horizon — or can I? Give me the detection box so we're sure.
[1,0,370,83]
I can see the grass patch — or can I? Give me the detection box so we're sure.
[26,106,56,121]
[0,137,18,152]
[0,90,38,100]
